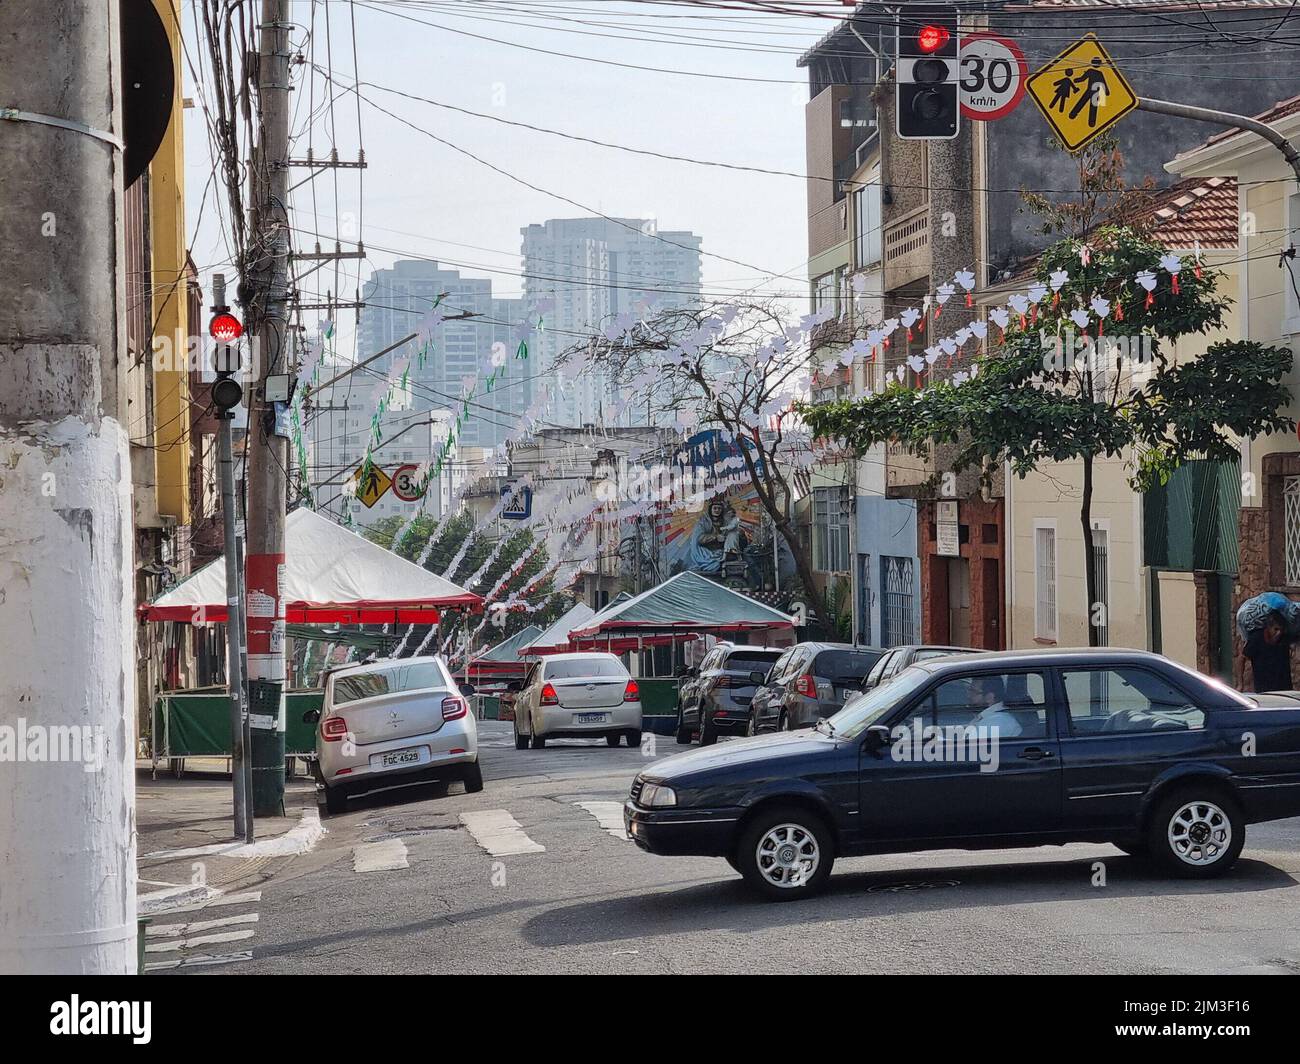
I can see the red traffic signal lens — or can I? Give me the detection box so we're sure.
[917,25,950,53]
[209,312,243,342]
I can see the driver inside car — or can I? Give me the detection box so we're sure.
[970,676,1024,738]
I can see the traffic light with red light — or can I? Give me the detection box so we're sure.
[209,307,244,414]
[896,9,960,140]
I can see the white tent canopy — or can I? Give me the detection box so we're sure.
[144,508,481,624]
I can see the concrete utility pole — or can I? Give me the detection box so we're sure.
[0,1,137,972]
[244,0,293,816]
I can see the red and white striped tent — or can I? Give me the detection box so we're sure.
[142,507,481,625]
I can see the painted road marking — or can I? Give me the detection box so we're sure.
[460,810,545,856]
[144,928,257,954]
[147,912,260,938]
[147,890,263,917]
[145,950,254,972]
[576,801,629,840]
[353,838,410,872]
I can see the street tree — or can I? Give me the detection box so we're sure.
[561,299,840,635]
[802,222,1292,645]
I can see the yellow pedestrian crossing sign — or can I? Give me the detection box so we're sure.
[350,462,392,508]
[1025,33,1137,152]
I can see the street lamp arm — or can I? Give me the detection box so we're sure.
[1137,96,1300,187]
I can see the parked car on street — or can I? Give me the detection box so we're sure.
[861,644,972,691]
[675,643,784,746]
[307,656,481,815]
[512,652,642,749]
[625,648,1300,900]
[748,643,884,734]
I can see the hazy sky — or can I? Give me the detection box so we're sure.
[182,0,847,357]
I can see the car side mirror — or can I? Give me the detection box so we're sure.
[461,682,476,696]
[302,708,321,725]
[506,681,522,693]
[863,724,892,753]
[749,670,768,685]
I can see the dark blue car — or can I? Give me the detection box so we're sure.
[624,649,1300,900]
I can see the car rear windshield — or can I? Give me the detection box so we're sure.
[726,650,783,670]
[545,658,627,680]
[815,649,882,684]
[332,662,447,705]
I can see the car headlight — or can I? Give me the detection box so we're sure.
[640,782,677,808]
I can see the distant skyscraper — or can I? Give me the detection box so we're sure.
[520,217,702,427]
[357,260,526,452]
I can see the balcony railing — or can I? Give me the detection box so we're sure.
[883,205,929,292]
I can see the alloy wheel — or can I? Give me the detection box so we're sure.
[755,823,820,889]
[1167,800,1232,866]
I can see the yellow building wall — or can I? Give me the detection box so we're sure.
[1007,259,1241,666]
[149,0,191,523]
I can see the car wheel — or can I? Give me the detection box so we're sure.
[746,714,756,738]
[1147,787,1244,878]
[736,806,834,901]
[700,719,718,746]
[462,760,484,794]
[606,733,620,747]
[778,712,791,732]
[322,785,347,816]
[530,726,547,750]
[675,711,692,745]
[625,729,641,748]
[514,726,529,751]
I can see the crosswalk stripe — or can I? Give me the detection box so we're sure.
[144,928,257,953]
[460,809,545,856]
[575,801,629,840]
[148,890,263,917]
[145,950,254,972]
[353,838,410,872]
[146,912,260,938]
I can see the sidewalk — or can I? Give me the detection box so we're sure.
[136,761,325,915]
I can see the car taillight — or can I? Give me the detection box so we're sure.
[540,682,559,705]
[442,696,468,721]
[322,716,349,742]
[623,679,640,702]
[712,675,732,689]
[795,673,818,698]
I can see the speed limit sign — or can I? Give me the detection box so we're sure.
[391,463,427,503]
[959,32,1028,121]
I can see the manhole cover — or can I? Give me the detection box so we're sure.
[867,879,961,894]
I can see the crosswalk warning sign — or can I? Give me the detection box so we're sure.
[1025,33,1137,152]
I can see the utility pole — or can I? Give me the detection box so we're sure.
[244,0,293,816]
[0,1,136,972]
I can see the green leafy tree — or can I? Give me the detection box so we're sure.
[803,223,1292,646]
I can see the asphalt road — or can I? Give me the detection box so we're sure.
[167,721,1300,975]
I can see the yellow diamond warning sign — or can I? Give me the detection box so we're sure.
[350,463,392,508]
[1026,33,1137,152]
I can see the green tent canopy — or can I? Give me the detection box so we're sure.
[568,572,794,652]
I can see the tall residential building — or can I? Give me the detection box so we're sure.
[357,259,526,452]
[520,217,703,428]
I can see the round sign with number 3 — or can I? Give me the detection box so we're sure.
[391,463,426,503]
[959,32,1028,121]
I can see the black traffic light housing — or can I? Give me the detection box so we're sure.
[209,305,245,416]
[896,8,960,140]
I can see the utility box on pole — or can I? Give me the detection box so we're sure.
[896,7,961,140]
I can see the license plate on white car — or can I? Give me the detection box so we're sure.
[576,712,610,724]
[378,748,423,768]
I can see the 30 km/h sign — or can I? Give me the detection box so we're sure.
[391,464,427,503]
[350,463,392,509]
[959,32,1027,121]
[1025,33,1137,152]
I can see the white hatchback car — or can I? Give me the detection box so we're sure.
[513,652,642,749]
[307,656,481,814]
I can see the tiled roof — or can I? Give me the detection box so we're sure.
[1001,176,1238,283]
[1195,94,1300,152]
